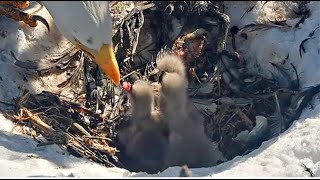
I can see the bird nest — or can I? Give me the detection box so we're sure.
[2,1,319,175]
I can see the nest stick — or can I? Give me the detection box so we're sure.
[236,107,253,129]
[83,136,112,142]
[274,92,284,131]
[22,108,55,136]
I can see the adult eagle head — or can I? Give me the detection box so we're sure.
[41,1,120,85]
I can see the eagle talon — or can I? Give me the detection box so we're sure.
[0,1,30,9]
[31,15,50,32]
[0,1,49,32]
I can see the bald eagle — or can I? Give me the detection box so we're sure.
[0,1,120,85]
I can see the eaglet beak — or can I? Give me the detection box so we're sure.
[86,44,120,85]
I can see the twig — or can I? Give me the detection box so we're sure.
[83,136,112,142]
[236,107,253,129]
[109,99,121,120]
[218,69,221,97]
[301,163,314,177]
[37,140,63,147]
[120,70,139,80]
[0,100,16,107]
[299,37,311,58]
[273,92,284,132]
[261,1,269,8]
[240,3,256,19]
[223,109,239,127]
[66,132,116,167]
[72,123,91,136]
[136,2,156,11]
[290,63,300,89]
[12,108,55,136]
[281,53,289,64]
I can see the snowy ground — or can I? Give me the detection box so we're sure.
[0,1,319,178]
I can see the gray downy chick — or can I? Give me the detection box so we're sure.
[117,80,156,146]
[118,80,169,173]
[157,53,187,78]
[124,127,169,173]
[129,80,160,130]
[157,53,224,168]
[157,53,188,130]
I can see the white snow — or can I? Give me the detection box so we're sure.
[0,1,320,178]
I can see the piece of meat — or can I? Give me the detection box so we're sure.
[122,81,132,92]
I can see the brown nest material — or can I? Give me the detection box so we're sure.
[2,90,126,168]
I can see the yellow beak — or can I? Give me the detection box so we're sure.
[91,44,120,85]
